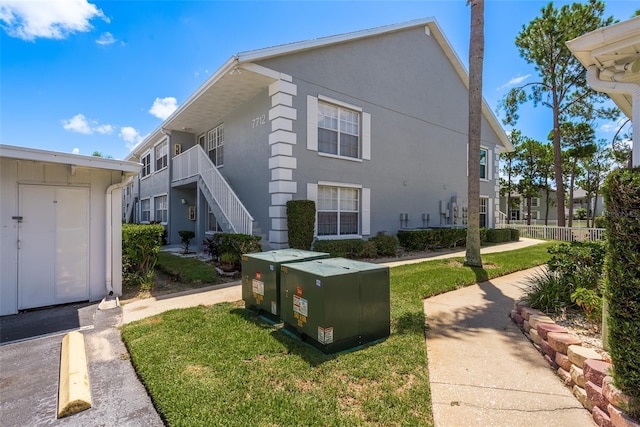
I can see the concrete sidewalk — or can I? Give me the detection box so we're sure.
[424,268,595,426]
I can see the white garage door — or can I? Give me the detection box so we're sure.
[18,185,89,310]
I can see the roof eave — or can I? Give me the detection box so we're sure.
[0,144,142,173]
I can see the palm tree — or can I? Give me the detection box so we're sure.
[464,0,484,267]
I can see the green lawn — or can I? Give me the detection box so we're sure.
[156,251,220,284]
[121,241,556,426]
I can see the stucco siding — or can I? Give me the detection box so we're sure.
[255,25,504,234]
[0,157,125,315]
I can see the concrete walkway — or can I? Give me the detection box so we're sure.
[424,268,595,426]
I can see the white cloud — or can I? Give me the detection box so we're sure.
[149,97,178,120]
[119,126,143,150]
[72,147,80,154]
[497,74,531,90]
[62,113,92,134]
[95,123,114,134]
[96,31,116,45]
[62,113,114,135]
[600,118,629,134]
[0,0,108,41]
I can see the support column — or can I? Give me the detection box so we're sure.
[633,92,639,167]
[268,75,297,249]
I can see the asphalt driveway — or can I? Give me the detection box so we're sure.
[0,302,163,426]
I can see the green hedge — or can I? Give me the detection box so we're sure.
[486,228,512,243]
[286,200,316,250]
[397,228,467,251]
[369,234,399,257]
[509,228,520,241]
[312,239,366,258]
[122,224,164,288]
[602,167,640,415]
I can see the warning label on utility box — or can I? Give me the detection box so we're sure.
[293,295,308,317]
[318,327,334,344]
[252,279,264,296]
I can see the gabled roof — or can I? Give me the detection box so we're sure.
[567,15,640,119]
[1,144,141,174]
[128,18,513,160]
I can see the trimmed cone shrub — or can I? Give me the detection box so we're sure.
[287,200,316,250]
[602,167,640,416]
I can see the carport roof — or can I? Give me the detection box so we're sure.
[566,15,640,119]
[0,144,141,174]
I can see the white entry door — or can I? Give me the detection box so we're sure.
[18,185,89,310]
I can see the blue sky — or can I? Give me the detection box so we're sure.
[1,0,637,160]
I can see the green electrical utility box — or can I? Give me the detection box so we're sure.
[241,249,329,318]
[280,257,390,353]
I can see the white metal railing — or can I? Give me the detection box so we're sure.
[497,223,606,242]
[173,145,254,235]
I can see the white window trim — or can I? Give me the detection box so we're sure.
[140,197,151,223]
[141,151,152,180]
[154,139,169,172]
[307,95,371,161]
[318,95,362,112]
[480,146,491,182]
[153,193,168,225]
[307,182,371,239]
[466,145,492,181]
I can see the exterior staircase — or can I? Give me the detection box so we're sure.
[172,145,265,243]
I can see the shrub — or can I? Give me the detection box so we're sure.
[312,239,365,258]
[486,228,512,243]
[362,240,378,258]
[523,240,606,313]
[521,269,569,312]
[547,241,605,292]
[594,216,606,228]
[203,233,262,266]
[369,233,399,257]
[571,287,602,331]
[286,200,316,250]
[509,228,520,241]
[480,227,488,244]
[122,224,164,289]
[178,230,195,254]
[602,167,640,413]
[397,228,467,251]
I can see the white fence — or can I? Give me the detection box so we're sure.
[497,223,606,242]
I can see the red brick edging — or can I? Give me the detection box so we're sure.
[511,303,639,427]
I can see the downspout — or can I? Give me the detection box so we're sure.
[586,65,640,167]
[105,178,127,295]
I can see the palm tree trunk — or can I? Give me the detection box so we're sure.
[464,0,484,268]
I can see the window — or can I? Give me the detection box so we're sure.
[318,101,360,158]
[524,197,540,208]
[207,124,224,166]
[154,195,168,223]
[480,148,488,179]
[141,198,150,222]
[479,197,488,228]
[510,209,521,220]
[141,153,151,178]
[207,206,222,232]
[317,186,359,236]
[155,142,168,171]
